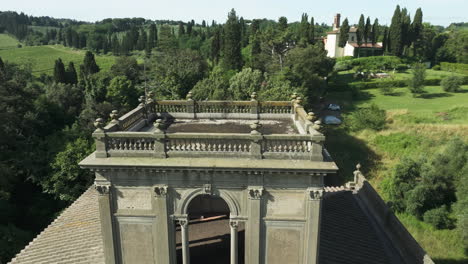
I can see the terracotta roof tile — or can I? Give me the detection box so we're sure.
[8,188,105,264]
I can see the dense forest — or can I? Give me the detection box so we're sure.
[0,5,467,262]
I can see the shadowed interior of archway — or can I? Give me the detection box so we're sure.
[176,195,245,264]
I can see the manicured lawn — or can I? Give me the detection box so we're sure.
[0,33,20,49]
[0,44,116,75]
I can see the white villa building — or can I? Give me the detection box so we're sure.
[324,14,383,58]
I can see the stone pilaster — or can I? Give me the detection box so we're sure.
[305,187,324,264]
[246,186,264,264]
[95,182,116,264]
[153,185,174,264]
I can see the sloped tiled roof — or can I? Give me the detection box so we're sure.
[320,190,402,264]
[10,188,404,264]
[8,188,105,264]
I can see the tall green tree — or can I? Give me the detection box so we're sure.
[401,8,412,55]
[371,19,379,45]
[389,5,403,56]
[81,51,100,76]
[364,17,371,45]
[222,9,242,70]
[148,23,157,49]
[211,26,222,64]
[178,22,185,36]
[53,58,67,83]
[409,62,426,96]
[309,17,315,44]
[338,18,350,48]
[299,13,311,46]
[66,62,77,85]
[412,8,424,57]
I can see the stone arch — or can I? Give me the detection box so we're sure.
[176,187,240,217]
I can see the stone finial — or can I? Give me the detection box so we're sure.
[356,163,361,172]
[353,163,363,184]
[295,97,303,106]
[312,120,322,131]
[94,118,104,132]
[250,120,262,135]
[153,119,163,133]
[138,95,146,107]
[250,92,258,101]
[186,91,193,101]
[146,91,154,104]
[110,110,119,124]
[290,92,298,101]
[306,112,316,121]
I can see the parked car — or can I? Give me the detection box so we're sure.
[327,104,341,111]
[323,116,342,125]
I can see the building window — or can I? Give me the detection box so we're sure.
[351,36,355,42]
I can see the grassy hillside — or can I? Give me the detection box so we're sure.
[0,44,116,74]
[326,84,468,263]
[0,33,20,50]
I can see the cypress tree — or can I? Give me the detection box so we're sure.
[54,58,67,83]
[178,22,185,36]
[202,20,206,27]
[357,14,365,47]
[82,51,100,75]
[401,8,412,54]
[66,62,78,84]
[148,24,157,49]
[211,26,222,64]
[137,28,147,50]
[338,18,350,48]
[382,27,388,52]
[299,13,310,46]
[309,17,315,44]
[222,9,242,70]
[187,21,193,35]
[412,8,423,56]
[371,18,379,45]
[364,17,371,45]
[239,17,248,47]
[389,5,403,56]
[111,34,120,55]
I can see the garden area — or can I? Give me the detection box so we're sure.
[325,56,468,264]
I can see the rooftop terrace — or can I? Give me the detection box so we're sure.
[92,92,326,162]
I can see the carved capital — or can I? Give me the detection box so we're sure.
[179,219,189,228]
[248,187,264,200]
[230,220,239,229]
[95,183,111,195]
[308,188,324,200]
[203,184,212,195]
[154,185,168,197]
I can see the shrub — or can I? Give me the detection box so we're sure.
[432,65,441,71]
[423,205,452,229]
[441,62,468,75]
[377,79,397,95]
[348,104,386,131]
[409,63,426,96]
[441,75,463,92]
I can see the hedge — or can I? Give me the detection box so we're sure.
[440,62,468,75]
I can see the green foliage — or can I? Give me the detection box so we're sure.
[110,56,140,81]
[382,157,421,211]
[347,104,386,131]
[352,56,402,72]
[53,58,66,83]
[228,68,264,100]
[191,66,230,100]
[389,5,403,56]
[81,51,100,76]
[107,76,137,108]
[338,18,350,48]
[47,138,94,201]
[441,75,463,92]
[440,62,468,75]
[423,205,453,229]
[409,63,426,95]
[453,164,468,254]
[0,224,31,263]
[374,133,424,158]
[222,9,242,70]
[377,79,397,95]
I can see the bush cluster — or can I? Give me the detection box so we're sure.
[441,62,468,75]
[423,206,453,229]
[441,75,463,92]
[347,104,386,131]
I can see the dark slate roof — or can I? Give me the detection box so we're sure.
[8,188,105,264]
[10,188,404,264]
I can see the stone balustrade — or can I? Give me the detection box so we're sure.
[92,94,325,161]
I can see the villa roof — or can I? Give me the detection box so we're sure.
[9,187,407,264]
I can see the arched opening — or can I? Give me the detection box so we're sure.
[176,194,245,264]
